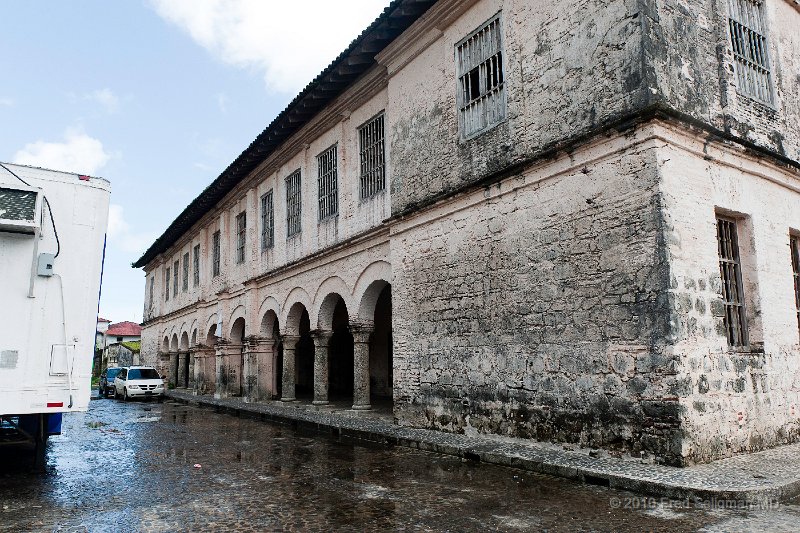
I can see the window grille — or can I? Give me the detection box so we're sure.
[149,276,154,307]
[261,190,274,250]
[717,217,749,347]
[359,114,386,199]
[791,235,800,337]
[212,230,221,277]
[317,145,339,220]
[165,267,170,301]
[728,0,774,105]
[235,211,246,264]
[193,244,200,287]
[173,261,179,297]
[182,252,189,291]
[286,170,302,237]
[457,15,506,138]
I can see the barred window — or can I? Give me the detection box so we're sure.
[193,244,200,287]
[286,170,302,237]
[165,267,170,301]
[235,211,246,264]
[728,0,774,105]
[182,252,189,291]
[148,276,154,307]
[791,235,800,337]
[317,145,338,220]
[261,190,274,250]
[457,14,506,138]
[173,261,179,297]
[212,230,221,277]
[717,217,749,347]
[359,114,385,199]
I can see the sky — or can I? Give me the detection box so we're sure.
[0,0,391,324]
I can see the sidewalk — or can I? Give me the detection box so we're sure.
[166,390,800,504]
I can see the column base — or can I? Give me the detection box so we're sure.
[281,396,297,402]
[312,400,330,406]
[352,404,372,411]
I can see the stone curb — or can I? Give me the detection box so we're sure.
[166,391,800,504]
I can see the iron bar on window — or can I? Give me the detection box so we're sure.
[728,0,774,104]
[791,235,800,338]
[286,170,302,237]
[212,230,221,277]
[165,267,170,301]
[261,190,274,250]
[193,244,200,287]
[235,212,246,264]
[317,145,338,220]
[173,260,179,297]
[182,252,189,291]
[359,114,385,200]
[717,217,749,347]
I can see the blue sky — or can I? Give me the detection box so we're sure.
[0,0,389,323]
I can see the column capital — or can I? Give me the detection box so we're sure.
[350,322,374,344]
[281,334,301,347]
[310,329,334,347]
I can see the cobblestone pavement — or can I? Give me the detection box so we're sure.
[1,397,799,532]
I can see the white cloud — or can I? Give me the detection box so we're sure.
[106,203,158,254]
[216,92,229,113]
[12,129,112,175]
[88,88,120,114]
[0,98,13,107]
[149,0,390,93]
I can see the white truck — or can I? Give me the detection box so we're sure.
[0,162,110,466]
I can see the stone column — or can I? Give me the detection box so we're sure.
[168,352,179,388]
[311,330,333,406]
[281,335,300,402]
[177,351,188,388]
[351,325,373,410]
[247,337,276,402]
[193,345,215,395]
[226,343,244,397]
[214,341,228,399]
[188,351,195,389]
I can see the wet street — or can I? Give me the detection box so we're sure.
[2,398,799,532]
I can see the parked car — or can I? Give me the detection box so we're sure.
[113,366,165,401]
[98,367,123,398]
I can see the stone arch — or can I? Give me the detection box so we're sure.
[311,276,353,329]
[162,335,169,352]
[228,305,247,338]
[191,329,198,347]
[230,317,246,344]
[180,331,189,351]
[178,321,189,342]
[205,323,218,346]
[261,309,280,338]
[353,261,392,323]
[281,287,312,335]
[189,319,199,346]
[170,334,179,352]
[258,296,281,337]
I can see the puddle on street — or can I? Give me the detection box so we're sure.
[1,399,799,532]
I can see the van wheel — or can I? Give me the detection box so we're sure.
[123,389,130,402]
[114,388,120,400]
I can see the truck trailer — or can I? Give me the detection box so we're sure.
[0,162,110,466]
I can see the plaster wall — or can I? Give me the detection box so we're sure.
[657,122,800,464]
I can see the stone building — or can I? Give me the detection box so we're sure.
[134,0,800,466]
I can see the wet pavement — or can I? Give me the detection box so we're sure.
[1,397,799,532]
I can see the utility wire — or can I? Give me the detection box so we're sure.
[0,162,61,257]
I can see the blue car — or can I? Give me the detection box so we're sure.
[99,367,123,398]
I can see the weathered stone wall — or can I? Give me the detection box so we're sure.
[391,128,688,464]
[657,122,800,464]
[387,0,648,215]
[643,0,800,162]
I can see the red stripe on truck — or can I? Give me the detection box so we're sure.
[47,402,63,408]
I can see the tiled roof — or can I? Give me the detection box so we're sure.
[106,321,143,337]
[98,317,112,323]
[132,0,437,269]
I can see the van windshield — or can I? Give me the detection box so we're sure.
[127,368,160,380]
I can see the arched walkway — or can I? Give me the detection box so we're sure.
[281,302,313,401]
